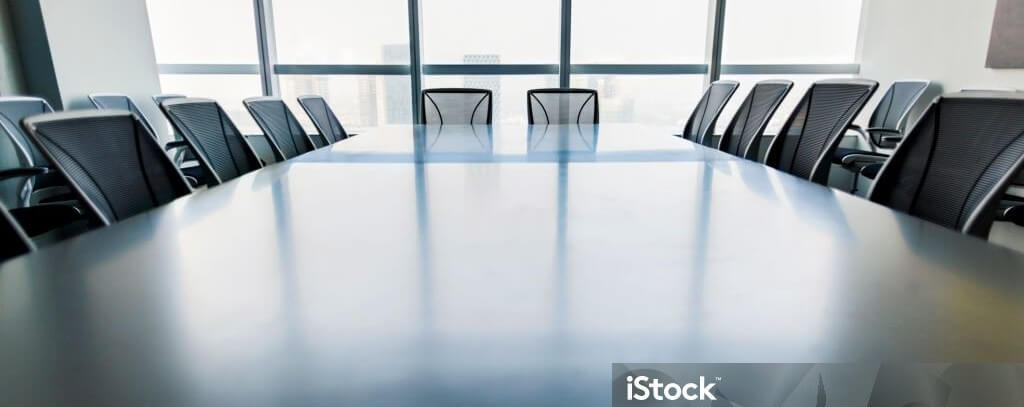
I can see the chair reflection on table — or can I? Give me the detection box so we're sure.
[416,124,494,162]
[527,124,599,161]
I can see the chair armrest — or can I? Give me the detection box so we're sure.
[881,135,903,144]
[841,153,889,166]
[865,127,902,134]
[845,125,876,153]
[164,140,190,151]
[9,203,84,236]
[0,167,50,181]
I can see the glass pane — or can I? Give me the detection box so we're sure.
[279,75,413,130]
[273,0,410,64]
[146,0,258,64]
[722,0,863,64]
[158,74,263,133]
[572,0,710,64]
[570,75,706,126]
[716,74,857,135]
[423,76,559,125]
[421,0,559,64]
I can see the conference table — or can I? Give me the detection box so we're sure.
[1,124,1023,405]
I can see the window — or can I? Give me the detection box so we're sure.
[146,0,261,132]
[572,0,708,64]
[273,0,409,65]
[419,0,559,124]
[272,0,412,130]
[421,0,559,64]
[146,0,866,129]
[722,0,863,65]
[718,0,864,135]
[571,0,711,126]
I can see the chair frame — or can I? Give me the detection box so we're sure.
[296,95,350,146]
[717,80,793,160]
[765,78,879,185]
[682,80,739,147]
[243,96,320,161]
[160,98,264,186]
[420,88,493,125]
[526,88,600,125]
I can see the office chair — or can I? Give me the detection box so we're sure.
[764,78,879,185]
[831,80,931,192]
[0,200,34,262]
[677,80,740,147]
[716,80,793,160]
[296,95,351,147]
[421,88,493,125]
[867,91,1024,238]
[527,88,599,125]
[22,110,192,226]
[160,98,264,186]
[244,97,319,161]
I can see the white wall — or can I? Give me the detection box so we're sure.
[859,0,1024,96]
[36,0,166,137]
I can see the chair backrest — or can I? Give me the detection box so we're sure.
[718,80,793,160]
[160,98,263,186]
[0,97,56,208]
[244,97,318,161]
[22,110,192,226]
[0,200,33,262]
[765,79,879,184]
[681,80,740,146]
[152,94,187,106]
[865,80,931,146]
[527,88,599,125]
[421,88,493,125]
[296,95,349,146]
[89,93,160,139]
[868,91,1024,238]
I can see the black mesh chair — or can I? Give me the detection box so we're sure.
[678,80,740,146]
[160,98,263,186]
[717,80,793,160]
[22,110,192,226]
[0,201,34,262]
[244,97,319,161]
[832,80,931,191]
[421,88,493,125]
[867,91,1024,238]
[296,95,351,147]
[527,88,599,125]
[765,79,879,185]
